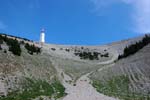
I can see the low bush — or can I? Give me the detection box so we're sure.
[51,48,56,51]
[51,81,66,99]
[75,51,109,60]
[0,45,2,50]
[3,49,7,53]
[8,39,21,56]
[25,43,41,55]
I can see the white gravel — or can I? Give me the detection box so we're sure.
[62,73,119,100]
[51,59,119,100]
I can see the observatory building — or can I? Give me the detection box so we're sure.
[40,28,45,43]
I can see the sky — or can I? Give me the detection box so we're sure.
[0,0,150,45]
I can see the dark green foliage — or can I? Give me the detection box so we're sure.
[0,35,3,44]
[25,43,41,55]
[8,39,21,56]
[93,52,100,60]
[0,34,21,56]
[0,33,41,56]
[51,48,56,51]
[4,49,7,53]
[74,47,109,60]
[92,75,150,100]
[0,78,66,100]
[119,34,150,59]
[103,53,109,57]
[0,33,42,56]
[65,48,70,52]
[75,51,101,60]
[0,45,2,50]
[52,81,67,99]
[0,35,3,50]
[0,40,3,44]
[20,40,25,44]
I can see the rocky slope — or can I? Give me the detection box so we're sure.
[90,35,150,100]
[0,33,150,100]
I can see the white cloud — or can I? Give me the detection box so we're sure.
[131,0,150,33]
[90,0,150,34]
[0,21,7,30]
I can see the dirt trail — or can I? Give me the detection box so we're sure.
[62,73,119,100]
[51,58,119,100]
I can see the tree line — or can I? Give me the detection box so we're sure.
[0,34,41,56]
[0,34,21,56]
[118,34,150,59]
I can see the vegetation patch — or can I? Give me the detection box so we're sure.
[0,78,66,100]
[0,34,21,56]
[92,75,150,100]
[51,81,67,99]
[51,48,56,51]
[0,34,41,56]
[75,51,103,60]
[74,48,110,60]
[25,43,41,55]
[118,34,150,59]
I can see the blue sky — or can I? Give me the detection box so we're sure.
[0,0,150,45]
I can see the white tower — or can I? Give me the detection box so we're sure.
[40,28,45,43]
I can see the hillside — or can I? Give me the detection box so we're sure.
[90,35,150,100]
[0,34,65,100]
[0,33,150,100]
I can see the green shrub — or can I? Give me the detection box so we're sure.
[0,45,2,50]
[4,49,7,53]
[8,39,21,56]
[51,81,66,98]
[0,38,3,44]
[74,51,100,60]
[25,43,41,55]
[51,48,56,51]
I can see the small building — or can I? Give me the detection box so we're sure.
[40,28,45,44]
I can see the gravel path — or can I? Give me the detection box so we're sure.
[62,73,119,100]
[51,59,119,100]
